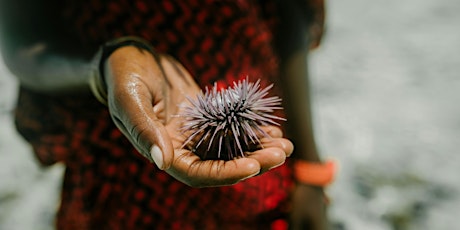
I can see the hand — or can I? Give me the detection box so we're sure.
[289,184,329,230]
[103,46,294,187]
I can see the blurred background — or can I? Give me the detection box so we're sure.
[1,0,459,229]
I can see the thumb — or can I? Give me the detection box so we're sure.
[146,119,174,170]
[108,94,174,170]
[111,112,175,170]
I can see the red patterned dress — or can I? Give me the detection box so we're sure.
[14,1,320,229]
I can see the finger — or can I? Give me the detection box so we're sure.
[157,55,201,118]
[246,147,286,174]
[260,125,284,138]
[166,150,261,187]
[109,83,175,170]
[260,137,294,157]
[104,47,176,170]
[163,55,201,90]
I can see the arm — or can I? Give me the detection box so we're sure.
[275,0,326,163]
[276,0,333,229]
[0,0,94,92]
[1,43,92,92]
[281,49,330,230]
[280,51,320,163]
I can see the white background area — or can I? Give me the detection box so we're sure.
[1,0,460,229]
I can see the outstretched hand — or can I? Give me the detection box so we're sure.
[103,46,293,187]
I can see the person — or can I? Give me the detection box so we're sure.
[0,0,335,229]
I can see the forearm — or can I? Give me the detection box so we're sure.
[280,50,321,162]
[1,42,92,92]
[0,0,94,92]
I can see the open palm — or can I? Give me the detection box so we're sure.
[104,46,293,187]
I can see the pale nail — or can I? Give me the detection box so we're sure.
[150,145,164,169]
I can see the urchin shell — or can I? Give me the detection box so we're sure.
[179,78,285,160]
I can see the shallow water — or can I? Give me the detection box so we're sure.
[312,0,460,229]
[1,0,459,229]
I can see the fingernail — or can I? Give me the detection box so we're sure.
[150,145,164,169]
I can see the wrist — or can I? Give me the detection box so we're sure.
[89,36,156,105]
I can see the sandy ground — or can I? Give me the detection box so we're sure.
[1,0,460,229]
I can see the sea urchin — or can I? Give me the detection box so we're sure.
[179,78,285,161]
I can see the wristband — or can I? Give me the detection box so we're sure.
[89,36,156,105]
[293,159,337,186]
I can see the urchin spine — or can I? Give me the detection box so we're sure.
[180,78,285,160]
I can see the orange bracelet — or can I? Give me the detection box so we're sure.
[293,159,337,186]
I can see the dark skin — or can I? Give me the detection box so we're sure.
[281,51,328,230]
[275,1,329,229]
[0,0,328,229]
[104,46,293,187]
